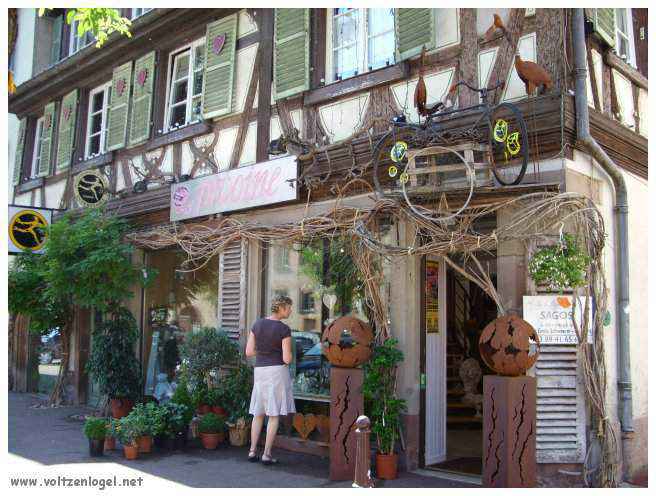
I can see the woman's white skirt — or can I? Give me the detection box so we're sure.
[249,364,296,416]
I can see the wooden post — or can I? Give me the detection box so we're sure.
[352,415,374,488]
[482,375,537,487]
[330,367,364,480]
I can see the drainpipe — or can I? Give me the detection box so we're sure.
[572,9,633,435]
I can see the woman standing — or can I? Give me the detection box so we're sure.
[246,295,295,465]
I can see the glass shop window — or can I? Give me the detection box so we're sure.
[143,249,218,402]
[264,237,372,399]
[330,8,396,82]
[166,38,205,131]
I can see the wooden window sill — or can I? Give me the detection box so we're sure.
[303,61,410,107]
[72,152,114,174]
[17,176,45,194]
[146,121,212,151]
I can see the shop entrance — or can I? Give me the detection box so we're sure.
[423,257,497,476]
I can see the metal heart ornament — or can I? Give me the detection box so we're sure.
[212,34,226,55]
[322,293,337,309]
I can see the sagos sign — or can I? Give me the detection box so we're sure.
[170,155,298,221]
[523,295,593,345]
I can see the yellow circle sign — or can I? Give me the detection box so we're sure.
[9,209,49,251]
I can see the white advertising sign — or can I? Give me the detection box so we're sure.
[170,155,298,221]
[523,295,593,345]
[8,205,53,254]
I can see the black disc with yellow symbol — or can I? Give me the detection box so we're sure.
[74,170,110,207]
[9,209,48,251]
[486,102,529,186]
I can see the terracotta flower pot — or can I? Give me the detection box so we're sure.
[200,432,224,450]
[228,425,250,447]
[104,436,116,451]
[136,435,153,453]
[89,439,104,457]
[110,398,134,419]
[211,406,226,417]
[196,404,211,415]
[376,453,398,480]
[123,443,139,460]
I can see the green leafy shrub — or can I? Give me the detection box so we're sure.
[363,338,407,455]
[170,377,193,410]
[198,412,225,434]
[179,327,238,384]
[116,416,139,445]
[85,307,142,400]
[163,402,193,438]
[83,417,107,440]
[528,234,591,292]
[221,363,254,424]
[191,382,209,409]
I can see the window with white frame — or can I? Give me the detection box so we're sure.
[30,117,45,179]
[329,8,395,82]
[165,39,205,131]
[69,18,95,56]
[85,82,111,158]
[132,8,153,19]
[615,9,636,67]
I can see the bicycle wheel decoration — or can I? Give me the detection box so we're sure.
[390,141,408,163]
[372,129,418,198]
[486,103,529,186]
[388,165,398,178]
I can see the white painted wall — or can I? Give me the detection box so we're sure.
[9,8,36,199]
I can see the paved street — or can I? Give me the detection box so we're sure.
[8,392,475,488]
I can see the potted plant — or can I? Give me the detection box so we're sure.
[105,418,118,451]
[197,412,226,450]
[222,363,254,446]
[83,417,107,457]
[117,416,139,460]
[86,307,142,418]
[528,234,591,292]
[207,386,227,417]
[192,382,211,415]
[162,402,193,450]
[126,402,166,453]
[363,338,407,480]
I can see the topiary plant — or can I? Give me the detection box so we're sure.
[528,234,591,292]
[179,328,239,385]
[198,412,226,434]
[83,417,108,441]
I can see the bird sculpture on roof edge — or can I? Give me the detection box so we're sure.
[485,13,554,96]
[414,46,445,117]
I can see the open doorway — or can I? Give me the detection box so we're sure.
[425,263,497,476]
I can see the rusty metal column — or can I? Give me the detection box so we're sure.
[352,415,374,488]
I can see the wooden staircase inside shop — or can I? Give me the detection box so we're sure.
[446,273,482,427]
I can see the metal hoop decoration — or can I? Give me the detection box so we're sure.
[400,145,475,223]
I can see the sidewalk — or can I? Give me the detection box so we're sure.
[8,392,475,488]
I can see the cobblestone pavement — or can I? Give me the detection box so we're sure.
[8,392,477,488]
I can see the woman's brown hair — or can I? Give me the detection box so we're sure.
[271,295,293,314]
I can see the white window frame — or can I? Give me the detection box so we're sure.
[68,18,94,56]
[325,8,396,84]
[164,37,206,133]
[85,82,111,159]
[30,117,45,179]
[131,8,153,20]
[614,8,636,68]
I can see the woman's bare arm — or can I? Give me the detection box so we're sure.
[245,331,256,358]
[282,336,292,365]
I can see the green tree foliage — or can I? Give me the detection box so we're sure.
[179,327,239,385]
[39,8,132,48]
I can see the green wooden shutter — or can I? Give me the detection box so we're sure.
[50,15,64,65]
[129,51,156,147]
[55,89,78,171]
[202,14,238,119]
[395,8,436,61]
[38,102,57,177]
[588,8,616,47]
[274,8,310,100]
[106,61,133,151]
[13,118,27,185]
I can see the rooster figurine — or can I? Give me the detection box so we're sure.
[484,13,510,42]
[514,54,554,95]
[414,47,445,117]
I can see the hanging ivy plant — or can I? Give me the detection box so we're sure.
[528,234,591,292]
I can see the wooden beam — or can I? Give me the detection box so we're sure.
[586,43,602,112]
[311,8,327,89]
[230,48,261,168]
[536,8,565,92]
[256,8,274,163]
[487,8,527,105]
[604,50,648,90]
[458,9,478,108]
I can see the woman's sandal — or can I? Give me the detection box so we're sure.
[248,451,259,463]
[261,455,278,465]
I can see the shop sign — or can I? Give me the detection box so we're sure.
[74,170,110,208]
[523,295,593,344]
[425,260,440,333]
[8,205,53,254]
[170,155,298,221]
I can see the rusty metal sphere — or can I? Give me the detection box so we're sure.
[321,315,373,368]
[478,315,540,376]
